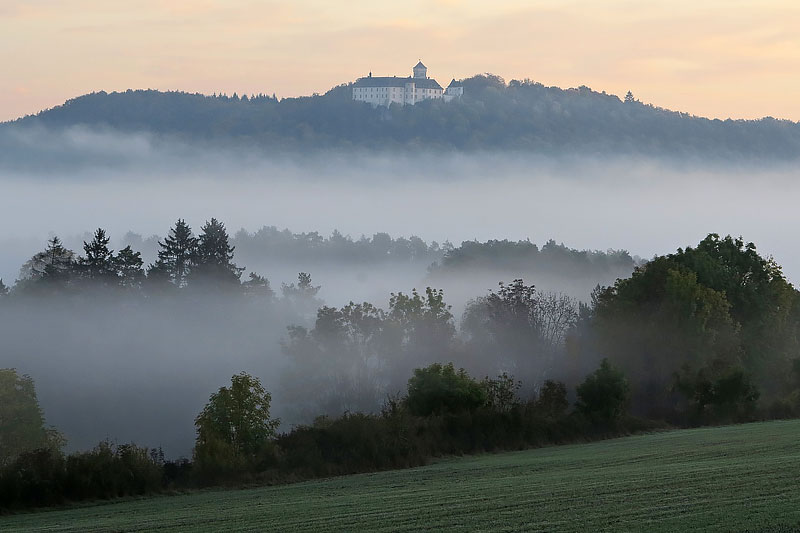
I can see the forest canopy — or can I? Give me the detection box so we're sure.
[4,75,800,159]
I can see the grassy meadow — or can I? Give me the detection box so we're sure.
[3,420,800,532]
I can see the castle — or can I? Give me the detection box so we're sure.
[352,61,463,107]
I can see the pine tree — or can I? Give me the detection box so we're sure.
[0,278,8,298]
[14,237,75,293]
[41,237,75,283]
[79,228,116,282]
[154,219,198,287]
[115,245,145,289]
[192,218,243,285]
[624,91,635,104]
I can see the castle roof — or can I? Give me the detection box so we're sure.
[414,61,427,69]
[448,79,463,88]
[354,76,442,89]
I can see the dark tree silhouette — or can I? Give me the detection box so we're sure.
[79,228,116,282]
[115,245,145,289]
[151,219,198,287]
[191,218,243,285]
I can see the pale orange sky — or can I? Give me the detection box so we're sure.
[2,0,799,122]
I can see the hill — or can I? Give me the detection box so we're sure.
[5,420,800,532]
[3,75,800,159]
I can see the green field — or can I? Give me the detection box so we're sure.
[3,420,800,532]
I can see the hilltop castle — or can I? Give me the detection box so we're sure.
[352,61,463,107]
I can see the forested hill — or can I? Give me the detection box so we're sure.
[5,74,800,158]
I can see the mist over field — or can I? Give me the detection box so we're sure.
[2,126,800,458]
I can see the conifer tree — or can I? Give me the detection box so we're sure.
[0,278,8,298]
[154,219,198,287]
[115,245,145,288]
[192,218,243,285]
[31,236,75,285]
[79,228,116,281]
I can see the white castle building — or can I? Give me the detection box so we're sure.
[353,61,463,107]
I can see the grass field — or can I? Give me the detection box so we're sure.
[3,420,800,532]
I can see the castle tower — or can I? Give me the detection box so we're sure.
[413,61,427,79]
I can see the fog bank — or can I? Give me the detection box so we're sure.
[2,128,800,457]
[1,129,799,286]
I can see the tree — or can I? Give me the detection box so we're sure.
[0,369,65,466]
[405,363,486,416]
[281,301,386,417]
[79,228,116,282]
[192,218,243,285]
[590,234,792,420]
[481,372,521,413]
[671,234,798,395]
[533,380,569,418]
[676,366,760,424]
[153,219,197,287]
[115,245,145,289]
[624,91,635,103]
[194,372,279,475]
[281,272,322,317]
[0,279,8,299]
[385,287,455,380]
[462,280,577,387]
[18,237,75,285]
[576,359,631,424]
[241,272,274,298]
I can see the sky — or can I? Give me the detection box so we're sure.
[1,0,799,122]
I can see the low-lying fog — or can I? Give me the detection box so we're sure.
[1,126,799,457]
[2,127,799,288]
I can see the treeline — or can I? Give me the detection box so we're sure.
[5,75,800,158]
[5,219,277,299]
[1,360,646,511]
[279,283,580,419]
[589,235,800,423]
[428,238,635,280]
[279,235,800,425]
[112,229,630,276]
[4,225,636,299]
[3,232,800,512]
[232,227,445,266]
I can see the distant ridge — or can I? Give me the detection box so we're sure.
[3,74,799,159]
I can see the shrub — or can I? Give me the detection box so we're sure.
[533,380,569,418]
[0,448,66,509]
[481,373,521,413]
[0,441,163,511]
[64,441,163,501]
[576,359,631,424]
[405,363,487,416]
[708,368,760,423]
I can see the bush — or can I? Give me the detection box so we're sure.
[533,380,569,418]
[0,441,163,511]
[482,373,521,413]
[709,368,760,423]
[405,363,487,416]
[64,441,163,501]
[576,359,631,425]
[0,448,66,509]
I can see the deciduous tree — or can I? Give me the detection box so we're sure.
[0,369,64,466]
